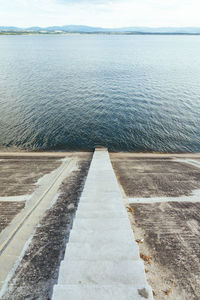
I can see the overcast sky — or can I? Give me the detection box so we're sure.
[1,0,200,28]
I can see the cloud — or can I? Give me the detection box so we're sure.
[0,0,200,28]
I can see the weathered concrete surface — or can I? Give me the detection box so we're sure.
[0,155,64,243]
[1,152,200,300]
[0,153,89,250]
[110,153,200,300]
[53,284,153,300]
[0,154,92,300]
[0,156,62,197]
[0,202,25,234]
[111,156,200,198]
[52,149,153,300]
[130,202,200,300]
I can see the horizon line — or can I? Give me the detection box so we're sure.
[1,25,200,29]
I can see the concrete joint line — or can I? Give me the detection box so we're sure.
[0,158,71,255]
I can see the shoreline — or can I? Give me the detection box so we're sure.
[1,151,200,158]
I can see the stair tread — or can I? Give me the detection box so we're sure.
[52,284,154,300]
[58,260,146,285]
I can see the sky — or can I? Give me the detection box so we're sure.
[0,0,200,28]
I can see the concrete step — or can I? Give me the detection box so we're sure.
[85,175,117,181]
[64,241,140,260]
[52,284,154,300]
[79,196,123,204]
[80,190,122,199]
[58,260,146,285]
[69,229,135,244]
[77,202,125,211]
[72,217,131,231]
[83,182,119,189]
[81,193,121,199]
[75,208,127,218]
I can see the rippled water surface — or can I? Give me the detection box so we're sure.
[0,35,200,152]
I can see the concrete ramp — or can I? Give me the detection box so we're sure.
[52,149,153,300]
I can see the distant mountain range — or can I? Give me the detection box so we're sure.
[1,25,200,34]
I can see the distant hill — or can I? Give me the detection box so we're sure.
[1,25,200,34]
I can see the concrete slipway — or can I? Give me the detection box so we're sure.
[52,149,153,300]
[1,150,200,299]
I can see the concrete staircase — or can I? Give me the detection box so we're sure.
[52,148,153,300]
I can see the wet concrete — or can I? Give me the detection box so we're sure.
[1,156,92,300]
[130,202,200,300]
[111,157,200,197]
[0,157,62,197]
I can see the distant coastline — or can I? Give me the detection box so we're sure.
[1,31,200,35]
[1,25,200,35]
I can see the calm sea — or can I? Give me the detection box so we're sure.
[0,34,200,152]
